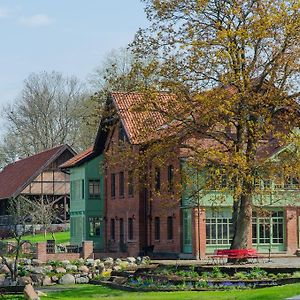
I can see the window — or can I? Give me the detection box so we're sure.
[128,218,133,240]
[81,180,85,199]
[284,177,299,189]
[128,171,134,197]
[252,211,284,245]
[119,171,125,197]
[111,174,116,198]
[154,217,160,240]
[89,180,100,198]
[167,216,173,240]
[168,165,174,192]
[206,210,233,245]
[119,123,127,143]
[89,217,101,236]
[110,219,115,240]
[155,168,161,192]
[263,179,271,190]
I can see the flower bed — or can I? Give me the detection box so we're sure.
[99,266,300,292]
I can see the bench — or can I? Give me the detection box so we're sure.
[208,248,263,264]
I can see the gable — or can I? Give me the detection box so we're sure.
[0,144,75,200]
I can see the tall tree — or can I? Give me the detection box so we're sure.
[131,0,300,250]
[0,71,87,163]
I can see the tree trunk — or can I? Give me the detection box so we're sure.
[231,193,252,250]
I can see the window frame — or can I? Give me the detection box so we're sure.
[167,165,174,193]
[88,217,101,237]
[154,217,160,240]
[88,180,100,199]
[111,173,116,198]
[110,219,115,240]
[119,171,125,197]
[155,167,161,192]
[167,216,173,240]
[128,170,134,197]
[128,217,134,240]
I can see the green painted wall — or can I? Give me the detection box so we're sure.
[181,161,296,253]
[69,154,104,250]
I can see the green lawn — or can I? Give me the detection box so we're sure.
[30,283,300,300]
[3,283,300,299]
[4,231,70,244]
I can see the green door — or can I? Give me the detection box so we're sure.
[183,209,192,253]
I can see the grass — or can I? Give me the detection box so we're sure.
[4,231,70,244]
[3,283,300,299]
[21,283,300,300]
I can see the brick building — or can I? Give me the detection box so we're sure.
[73,92,300,258]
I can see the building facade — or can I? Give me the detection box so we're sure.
[0,144,75,227]
[61,148,105,251]
[71,92,300,258]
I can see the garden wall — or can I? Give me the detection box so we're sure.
[35,241,93,263]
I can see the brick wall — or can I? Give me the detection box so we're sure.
[105,124,182,257]
[192,207,206,259]
[286,206,298,254]
[35,241,93,262]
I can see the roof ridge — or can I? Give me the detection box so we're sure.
[6,144,66,167]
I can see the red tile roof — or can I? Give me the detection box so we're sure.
[111,92,175,144]
[110,92,286,160]
[0,144,74,200]
[60,147,94,169]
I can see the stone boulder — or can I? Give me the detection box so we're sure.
[0,264,10,274]
[75,276,89,284]
[59,274,75,285]
[42,276,53,286]
[31,259,42,266]
[66,264,78,271]
[103,258,113,268]
[97,262,105,272]
[85,259,95,267]
[32,267,44,274]
[0,273,6,285]
[126,257,136,264]
[126,263,138,271]
[24,284,40,300]
[112,265,121,272]
[30,274,44,285]
[55,267,66,274]
[51,275,59,282]
[43,265,53,273]
[112,276,127,285]
[78,265,89,273]
[18,276,33,285]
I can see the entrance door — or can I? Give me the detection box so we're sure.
[183,209,192,253]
